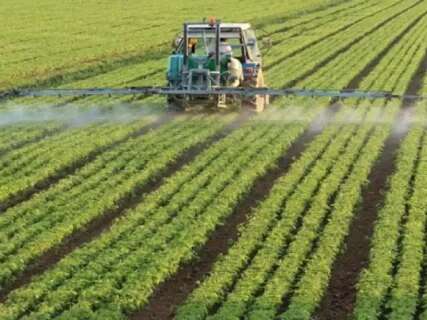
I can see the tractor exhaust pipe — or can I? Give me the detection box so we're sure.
[183,22,189,69]
[215,21,220,73]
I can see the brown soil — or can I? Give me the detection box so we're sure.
[314,31,427,318]
[315,107,413,320]
[0,90,16,102]
[0,113,246,303]
[404,49,427,101]
[128,108,335,320]
[315,136,400,319]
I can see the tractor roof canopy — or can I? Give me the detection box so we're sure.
[187,23,251,30]
[186,23,252,39]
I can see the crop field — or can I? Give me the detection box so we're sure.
[1,0,427,319]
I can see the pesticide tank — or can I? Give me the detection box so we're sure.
[167,54,184,82]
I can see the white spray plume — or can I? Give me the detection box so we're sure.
[0,103,161,127]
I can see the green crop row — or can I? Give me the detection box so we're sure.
[285,0,375,34]
[262,0,380,55]
[55,123,303,320]
[353,130,425,320]
[0,122,63,154]
[245,109,381,320]
[258,0,364,35]
[0,0,337,91]
[264,0,400,72]
[0,116,259,319]
[278,103,396,320]
[0,119,156,205]
[0,57,166,110]
[300,4,427,90]
[266,0,421,86]
[262,0,417,112]
[359,15,427,94]
[0,116,229,290]
[386,127,427,320]
[0,106,320,319]
[352,22,427,317]
[279,13,426,312]
[177,105,392,320]
[175,106,370,319]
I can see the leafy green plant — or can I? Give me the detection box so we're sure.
[0,116,227,289]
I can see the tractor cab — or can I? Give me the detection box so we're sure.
[167,19,269,112]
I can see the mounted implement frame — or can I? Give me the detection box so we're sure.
[5,87,427,101]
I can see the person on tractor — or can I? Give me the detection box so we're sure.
[188,38,198,54]
[219,40,243,87]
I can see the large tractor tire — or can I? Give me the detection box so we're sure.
[167,96,186,112]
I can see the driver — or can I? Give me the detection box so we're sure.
[220,42,243,87]
[188,38,198,54]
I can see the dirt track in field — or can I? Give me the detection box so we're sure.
[129,107,338,320]
[316,47,427,318]
[405,49,427,99]
[315,117,408,320]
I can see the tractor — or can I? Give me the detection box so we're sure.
[166,18,270,112]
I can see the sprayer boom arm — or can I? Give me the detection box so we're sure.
[5,87,427,101]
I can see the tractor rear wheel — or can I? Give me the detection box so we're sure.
[245,70,269,112]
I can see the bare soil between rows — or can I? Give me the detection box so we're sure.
[314,20,427,316]
[129,108,334,320]
[0,113,244,302]
[315,107,413,320]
